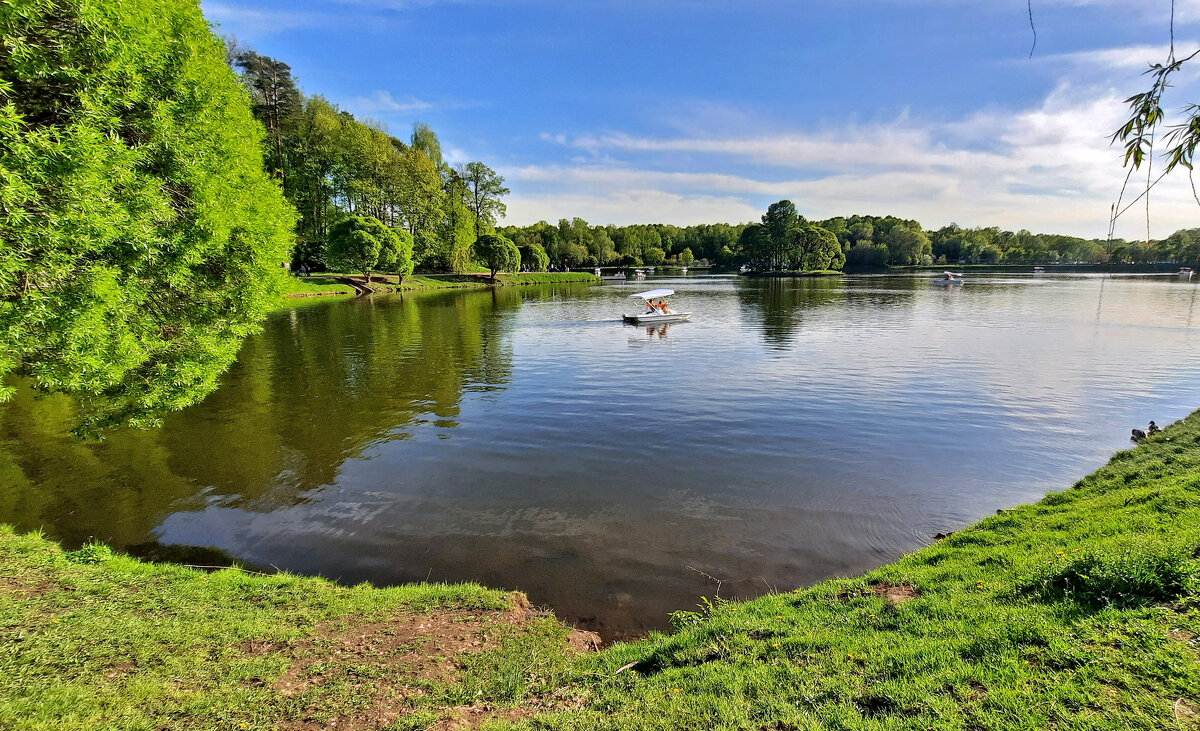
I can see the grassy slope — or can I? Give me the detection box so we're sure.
[740,270,843,278]
[396,273,599,290]
[4,414,1200,729]
[278,275,356,297]
[537,418,1200,730]
[278,272,598,299]
[0,537,572,730]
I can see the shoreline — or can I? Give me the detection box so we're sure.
[279,272,599,303]
[737,270,843,278]
[3,412,1199,728]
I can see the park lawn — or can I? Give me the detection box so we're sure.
[4,412,1200,729]
[277,273,597,305]
[278,275,355,297]
[377,272,599,291]
[740,270,844,278]
[0,533,579,730]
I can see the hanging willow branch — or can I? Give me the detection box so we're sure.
[1106,0,1200,242]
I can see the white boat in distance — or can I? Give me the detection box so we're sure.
[931,271,964,286]
[622,289,692,324]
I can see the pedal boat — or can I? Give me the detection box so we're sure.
[622,289,692,324]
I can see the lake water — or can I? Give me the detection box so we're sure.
[4,273,1200,637]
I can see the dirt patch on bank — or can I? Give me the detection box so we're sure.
[272,593,592,730]
[869,581,920,605]
[0,571,59,600]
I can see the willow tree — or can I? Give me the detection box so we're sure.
[473,234,521,280]
[327,215,407,281]
[0,0,297,430]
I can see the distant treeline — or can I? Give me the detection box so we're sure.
[500,209,1200,270]
[227,45,1200,274]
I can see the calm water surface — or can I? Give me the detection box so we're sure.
[4,273,1200,636]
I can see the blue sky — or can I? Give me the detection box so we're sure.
[205,0,1200,237]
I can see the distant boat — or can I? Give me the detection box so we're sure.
[1180,267,1194,277]
[601,271,627,281]
[634,269,646,280]
[622,288,692,324]
[1033,266,1045,274]
[931,271,964,286]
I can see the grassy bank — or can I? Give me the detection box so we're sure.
[4,414,1200,729]
[279,275,356,298]
[739,270,843,278]
[279,272,598,301]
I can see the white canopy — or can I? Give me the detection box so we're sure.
[628,289,675,299]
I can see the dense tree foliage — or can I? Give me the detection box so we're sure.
[0,0,296,430]
[737,201,845,272]
[473,234,521,279]
[226,45,509,276]
[520,243,550,272]
[327,216,409,281]
[499,210,1199,271]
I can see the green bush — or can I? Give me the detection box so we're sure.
[1029,543,1196,609]
[65,542,115,565]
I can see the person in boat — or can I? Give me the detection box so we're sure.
[645,300,658,314]
[658,299,670,314]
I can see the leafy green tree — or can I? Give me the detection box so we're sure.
[845,243,889,268]
[739,224,771,270]
[384,228,416,283]
[521,243,550,272]
[589,228,617,264]
[796,226,844,271]
[439,171,479,272]
[644,247,666,265]
[762,200,799,248]
[327,216,399,281]
[882,224,933,266]
[0,0,296,430]
[459,162,510,238]
[410,122,442,165]
[680,248,695,264]
[231,49,301,186]
[474,234,521,279]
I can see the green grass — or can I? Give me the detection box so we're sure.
[740,270,844,278]
[4,413,1200,729]
[383,272,598,291]
[493,272,599,286]
[0,531,571,730]
[274,272,598,310]
[525,417,1200,730]
[278,275,355,297]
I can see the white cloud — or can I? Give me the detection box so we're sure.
[505,189,762,227]
[350,91,434,115]
[507,46,1200,236]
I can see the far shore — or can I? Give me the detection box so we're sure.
[280,271,600,302]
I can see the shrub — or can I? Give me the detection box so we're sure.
[66,542,115,565]
[1028,543,1196,609]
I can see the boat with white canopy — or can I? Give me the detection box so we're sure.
[931,271,964,286]
[622,289,692,324]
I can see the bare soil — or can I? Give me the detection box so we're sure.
[869,581,920,605]
[271,593,592,730]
